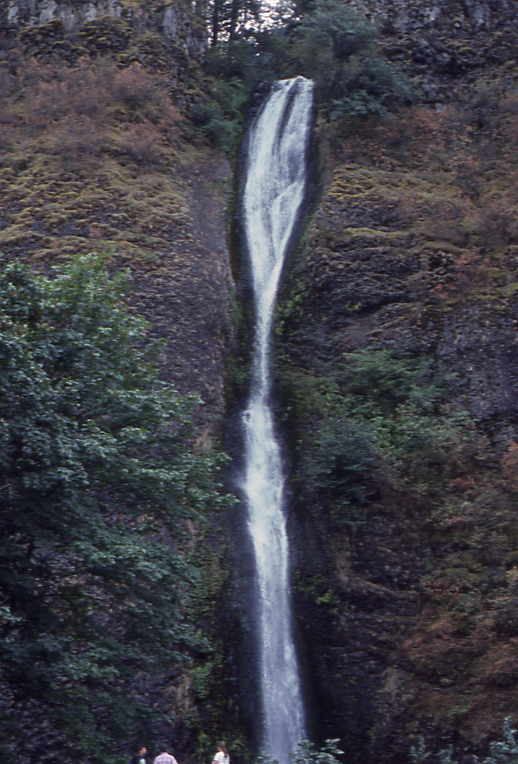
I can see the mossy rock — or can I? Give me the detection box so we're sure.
[19,19,82,59]
[78,17,133,56]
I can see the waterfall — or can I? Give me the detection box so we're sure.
[240,76,314,764]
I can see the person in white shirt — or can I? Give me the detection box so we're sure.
[213,742,230,764]
[154,747,179,764]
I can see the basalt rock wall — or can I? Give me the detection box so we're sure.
[347,0,518,101]
[276,28,518,764]
[1,0,206,58]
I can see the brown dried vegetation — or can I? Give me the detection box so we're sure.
[0,56,191,259]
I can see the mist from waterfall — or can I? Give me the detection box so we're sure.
[240,76,314,764]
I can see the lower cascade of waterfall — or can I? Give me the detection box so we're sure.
[240,77,314,764]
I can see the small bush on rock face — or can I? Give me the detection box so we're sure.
[110,61,159,108]
[483,718,518,764]
[45,114,106,156]
[307,418,375,525]
[291,345,473,527]
[115,121,165,163]
[409,718,518,764]
[190,98,243,152]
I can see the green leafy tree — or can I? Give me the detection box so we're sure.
[0,255,230,763]
[288,0,413,120]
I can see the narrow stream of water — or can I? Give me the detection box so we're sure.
[240,76,314,764]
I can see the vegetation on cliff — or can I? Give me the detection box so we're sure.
[194,0,413,152]
[0,3,239,759]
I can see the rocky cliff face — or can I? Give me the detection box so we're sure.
[1,0,206,57]
[276,29,518,764]
[346,0,518,102]
[350,0,513,35]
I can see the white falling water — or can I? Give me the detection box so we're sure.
[241,77,314,764]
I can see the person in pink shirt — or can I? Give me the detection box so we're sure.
[153,747,179,764]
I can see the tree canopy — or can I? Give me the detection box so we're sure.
[193,0,414,152]
[0,255,230,764]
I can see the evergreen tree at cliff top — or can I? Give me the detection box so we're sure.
[0,256,230,764]
[195,0,413,152]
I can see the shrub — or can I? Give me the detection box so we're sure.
[307,418,375,525]
[193,39,274,152]
[190,97,243,152]
[45,114,106,156]
[290,738,344,764]
[483,718,518,764]
[114,121,165,163]
[3,57,181,162]
[409,718,518,764]
[296,346,470,525]
[288,0,414,120]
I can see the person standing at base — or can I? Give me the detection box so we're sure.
[153,746,179,764]
[213,742,230,764]
[132,747,148,764]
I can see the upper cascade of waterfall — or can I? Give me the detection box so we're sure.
[244,76,314,394]
[241,76,314,764]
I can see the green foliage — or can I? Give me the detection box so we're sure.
[409,717,518,764]
[287,0,413,120]
[410,737,431,764]
[306,418,374,524]
[0,255,230,763]
[410,737,454,764]
[185,529,250,764]
[293,346,468,526]
[290,738,344,764]
[294,573,339,608]
[193,39,276,153]
[252,738,343,764]
[191,97,241,151]
[483,718,518,764]
[195,0,414,151]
